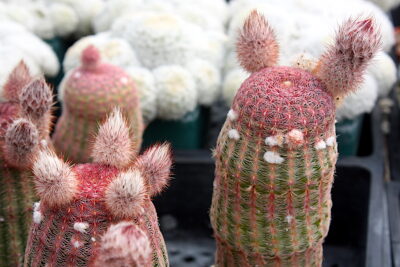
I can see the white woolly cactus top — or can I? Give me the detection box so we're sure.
[223,0,397,120]
[0,0,104,39]
[0,20,59,101]
[63,1,228,122]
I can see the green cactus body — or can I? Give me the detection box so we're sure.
[210,67,338,266]
[0,162,36,267]
[53,46,143,163]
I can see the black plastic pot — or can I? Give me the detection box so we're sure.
[153,105,391,267]
[389,88,400,182]
[387,181,400,267]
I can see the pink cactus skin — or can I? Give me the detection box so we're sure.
[0,62,53,267]
[25,110,172,267]
[210,11,381,267]
[52,45,143,164]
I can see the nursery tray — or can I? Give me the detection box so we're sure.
[153,105,390,267]
[387,181,400,267]
[389,88,400,181]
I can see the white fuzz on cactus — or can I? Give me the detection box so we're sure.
[187,59,221,106]
[222,68,249,106]
[153,65,197,120]
[125,66,158,124]
[92,108,133,168]
[105,170,146,219]
[134,143,172,196]
[95,222,152,267]
[33,150,78,207]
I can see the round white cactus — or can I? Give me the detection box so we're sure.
[0,20,59,77]
[153,65,197,120]
[336,74,379,122]
[48,3,79,37]
[367,52,397,97]
[222,68,249,106]
[63,33,139,72]
[187,59,221,106]
[113,12,194,69]
[125,66,158,124]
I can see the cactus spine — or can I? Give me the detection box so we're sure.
[210,11,380,266]
[53,45,143,163]
[0,62,53,266]
[25,108,171,267]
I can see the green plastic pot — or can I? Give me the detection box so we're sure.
[336,114,364,157]
[143,106,210,150]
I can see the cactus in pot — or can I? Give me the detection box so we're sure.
[53,45,143,163]
[0,62,53,266]
[25,108,171,267]
[210,11,380,266]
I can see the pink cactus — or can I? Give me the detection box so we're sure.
[210,11,381,266]
[25,108,171,267]
[53,45,143,163]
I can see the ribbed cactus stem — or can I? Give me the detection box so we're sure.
[0,63,53,266]
[210,11,380,267]
[53,45,143,163]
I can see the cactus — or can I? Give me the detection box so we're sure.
[210,11,380,266]
[53,45,143,163]
[0,62,53,266]
[25,108,172,267]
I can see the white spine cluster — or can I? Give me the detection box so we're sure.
[153,65,197,120]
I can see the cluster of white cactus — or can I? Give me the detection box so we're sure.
[0,20,59,101]
[61,0,228,123]
[0,0,105,39]
[224,0,397,122]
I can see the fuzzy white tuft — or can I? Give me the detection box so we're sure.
[105,170,146,219]
[227,109,238,121]
[134,143,172,197]
[33,202,42,224]
[265,135,284,147]
[263,151,284,164]
[92,108,133,168]
[228,129,240,140]
[33,150,78,207]
[72,239,83,248]
[315,140,327,150]
[326,136,335,147]
[286,129,304,146]
[74,222,89,233]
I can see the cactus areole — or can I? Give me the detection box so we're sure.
[210,11,381,266]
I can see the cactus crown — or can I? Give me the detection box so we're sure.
[81,45,101,70]
[33,108,172,218]
[232,11,381,139]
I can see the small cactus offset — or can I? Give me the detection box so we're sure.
[210,11,380,266]
[0,62,53,266]
[25,108,172,267]
[53,45,143,163]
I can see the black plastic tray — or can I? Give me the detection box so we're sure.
[387,181,400,267]
[153,105,391,267]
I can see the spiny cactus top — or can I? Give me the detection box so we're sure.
[210,11,380,267]
[53,45,143,163]
[0,62,53,267]
[25,108,172,267]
